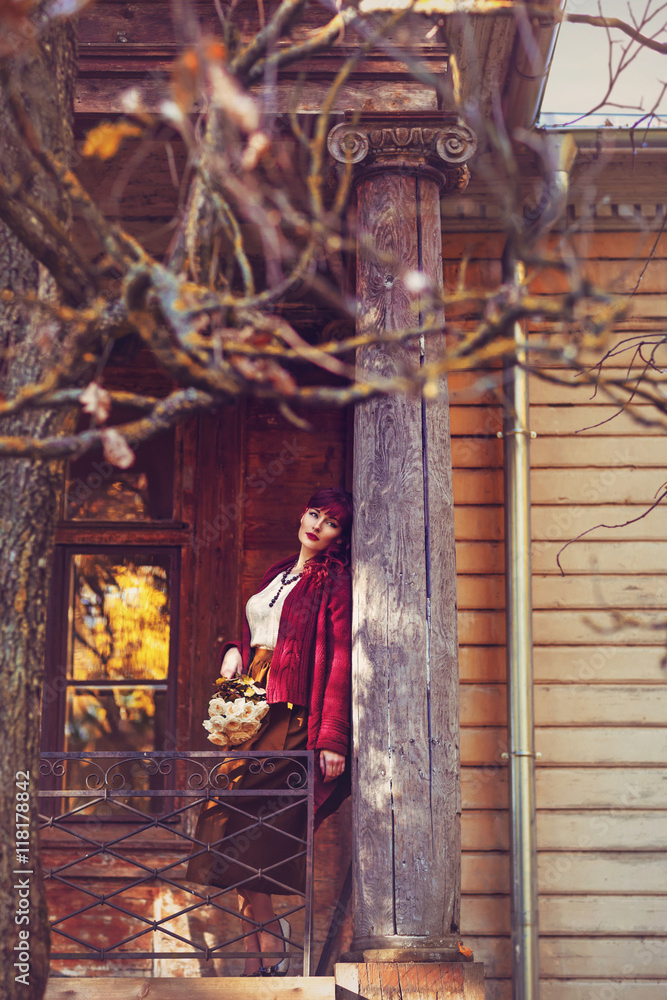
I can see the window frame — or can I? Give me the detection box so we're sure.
[43,543,181,755]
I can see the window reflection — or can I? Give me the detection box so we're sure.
[68,554,170,683]
[64,423,175,521]
[64,687,167,754]
[57,550,176,816]
[63,687,167,816]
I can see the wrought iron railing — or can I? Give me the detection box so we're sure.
[38,751,314,976]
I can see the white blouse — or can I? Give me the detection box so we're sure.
[246,568,302,649]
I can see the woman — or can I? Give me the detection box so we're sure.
[187,486,353,976]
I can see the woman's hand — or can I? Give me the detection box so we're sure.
[319,750,345,783]
[220,647,243,679]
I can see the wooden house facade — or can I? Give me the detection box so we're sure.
[40,4,667,999]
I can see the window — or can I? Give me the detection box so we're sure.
[43,364,193,758]
[55,548,177,755]
[64,417,176,522]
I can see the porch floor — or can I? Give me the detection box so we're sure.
[45,977,336,999]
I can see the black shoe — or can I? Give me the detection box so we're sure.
[260,917,290,976]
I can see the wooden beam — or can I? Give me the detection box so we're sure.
[328,118,476,952]
[335,961,485,1000]
[45,977,336,999]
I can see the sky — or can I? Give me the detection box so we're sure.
[539,0,667,128]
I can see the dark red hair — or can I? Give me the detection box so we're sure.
[302,486,353,580]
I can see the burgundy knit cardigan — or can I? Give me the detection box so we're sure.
[220,553,352,758]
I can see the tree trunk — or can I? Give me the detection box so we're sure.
[0,15,77,1000]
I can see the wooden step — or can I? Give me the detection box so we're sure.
[45,976,336,999]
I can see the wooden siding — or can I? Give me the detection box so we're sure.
[447,229,667,1000]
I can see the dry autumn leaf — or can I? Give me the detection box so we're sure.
[208,63,260,133]
[80,382,111,424]
[171,48,201,114]
[82,120,143,160]
[101,428,135,469]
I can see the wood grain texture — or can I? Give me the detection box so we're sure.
[463,808,667,853]
[460,851,667,895]
[461,893,667,937]
[535,727,667,765]
[457,574,667,611]
[45,978,336,999]
[335,961,485,1000]
[534,811,667,852]
[186,407,245,750]
[532,645,667,684]
[353,170,429,942]
[463,725,667,766]
[533,542,667,573]
[526,372,667,407]
[465,935,667,979]
[456,542,504,574]
[530,468,667,505]
[454,508,503,542]
[540,980,667,1000]
[534,768,667,811]
[462,683,667,727]
[532,508,667,542]
[352,167,460,944]
[473,984,667,1000]
[75,78,439,115]
[444,257,667,298]
[530,436,667,468]
[442,231,667,261]
[458,608,667,646]
[421,176,461,940]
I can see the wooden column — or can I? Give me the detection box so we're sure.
[328,117,477,958]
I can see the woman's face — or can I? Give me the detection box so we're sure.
[298,506,343,557]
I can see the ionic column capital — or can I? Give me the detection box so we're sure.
[327,116,477,194]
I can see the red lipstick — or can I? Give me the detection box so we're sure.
[307,532,319,541]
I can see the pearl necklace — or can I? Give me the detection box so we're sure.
[268,565,303,608]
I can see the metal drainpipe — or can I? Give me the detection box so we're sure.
[502,0,566,131]
[501,133,577,1000]
[501,272,539,1000]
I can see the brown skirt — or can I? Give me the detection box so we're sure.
[186,648,308,895]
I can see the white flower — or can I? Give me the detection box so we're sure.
[203,689,267,747]
[203,717,224,733]
[207,732,228,747]
[227,698,248,719]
